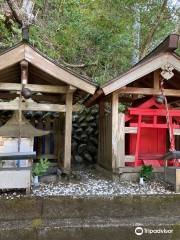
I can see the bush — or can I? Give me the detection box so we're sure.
[32,158,50,177]
[139,165,153,181]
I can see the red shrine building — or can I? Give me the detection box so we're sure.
[86,34,180,174]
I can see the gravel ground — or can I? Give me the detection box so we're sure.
[33,165,174,197]
[0,165,175,199]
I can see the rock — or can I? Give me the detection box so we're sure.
[76,128,83,135]
[89,137,98,145]
[86,116,95,122]
[72,135,81,142]
[84,153,93,162]
[81,134,88,141]
[40,174,57,183]
[86,127,94,134]
[74,155,83,163]
[78,144,87,154]
[87,145,97,154]
[90,122,97,128]
[91,108,99,115]
[79,116,86,123]
[72,141,78,150]
[80,122,88,128]
[72,123,79,128]
[57,168,63,176]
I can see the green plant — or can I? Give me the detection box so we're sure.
[32,158,50,177]
[0,160,5,168]
[139,165,153,181]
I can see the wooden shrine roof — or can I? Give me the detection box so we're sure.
[0,41,97,103]
[85,34,180,107]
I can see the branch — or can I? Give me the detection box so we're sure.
[58,58,98,68]
[6,0,22,26]
[140,0,168,59]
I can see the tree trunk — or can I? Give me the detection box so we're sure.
[6,0,22,26]
[140,0,168,59]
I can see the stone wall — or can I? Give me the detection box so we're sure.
[1,195,180,239]
[72,107,99,164]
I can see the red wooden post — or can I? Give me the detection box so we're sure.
[135,115,142,166]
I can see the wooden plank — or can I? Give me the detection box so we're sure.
[118,113,125,168]
[0,83,70,94]
[0,98,79,112]
[63,92,73,172]
[0,169,31,190]
[125,155,135,162]
[25,45,96,94]
[0,92,61,103]
[125,127,137,134]
[111,92,125,169]
[116,87,180,97]
[116,167,164,174]
[153,69,161,90]
[98,98,105,166]
[0,152,36,160]
[0,44,25,71]
[174,129,180,135]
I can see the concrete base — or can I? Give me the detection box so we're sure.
[165,167,180,192]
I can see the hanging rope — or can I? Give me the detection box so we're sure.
[160,79,175,152]
[160,79,177,166]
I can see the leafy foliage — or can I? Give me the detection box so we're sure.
[0,0,179,84]
[139,165,153,181]
[32,158,50,177]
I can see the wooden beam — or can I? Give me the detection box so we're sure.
[0,92,62,103]
[63,92,73,172]
[0,98,79,112]
[117,87,180,97]
[125,127,137,134]
[0,83,70,94]
[85,89,104,107]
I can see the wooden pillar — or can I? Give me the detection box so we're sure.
[111,92,125,170]
[20,60,28,84]
[63,91,73,172]
[153,69,161,90]
[98,98,105,166]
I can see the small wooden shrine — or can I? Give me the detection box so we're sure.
[0,111,49,193]
[0,41,97,179]
[85,34,180,175]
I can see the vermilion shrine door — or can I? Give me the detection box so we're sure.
[129,127,166,166]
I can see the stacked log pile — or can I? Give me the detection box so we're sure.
[72,108,99,164]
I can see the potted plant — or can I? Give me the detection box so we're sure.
[139,165,153,185]
[32,158,50,187]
